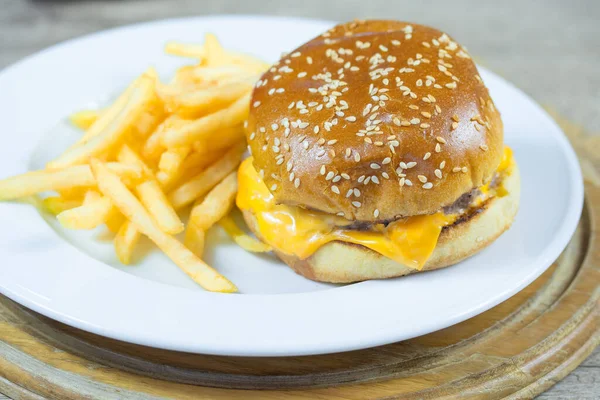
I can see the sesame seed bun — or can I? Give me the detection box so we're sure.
[242,161,520,283]
[247,20,503,221]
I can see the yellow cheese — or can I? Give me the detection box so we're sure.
[236,147,513,270]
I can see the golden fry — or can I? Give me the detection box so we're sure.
[136,180,184,234]
[160,77,254,117]
[142,114,188,161]
[184,223,206,258]
[57,196,112,230]
[114,220,141,265]
[164,41,206,59]
[42,196,82,215]
[189,172,237,229]
[192,124,245,154]
[0,162,141,200]
[48,74,156,169]
[219,214,272,253]
[90,159,236,292]
[168,144,244,209]
[69,110,100,130]
[158,146,191,176]
[162,93,250,148]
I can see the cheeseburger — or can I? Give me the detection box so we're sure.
[237,20,520,283]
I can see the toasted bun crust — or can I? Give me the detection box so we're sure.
[243,161,519,283]
[247,20,503,222]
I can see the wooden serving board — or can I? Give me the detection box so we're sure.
[0,116,598,399]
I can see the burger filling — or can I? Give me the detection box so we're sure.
[237,148,514,270]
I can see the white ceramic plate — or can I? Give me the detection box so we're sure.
[0,16,583,356]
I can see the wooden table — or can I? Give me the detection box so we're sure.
[0,0,598,398]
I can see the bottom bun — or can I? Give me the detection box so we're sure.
[243,163,520,283]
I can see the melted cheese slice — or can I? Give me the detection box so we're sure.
[236,147,513,271]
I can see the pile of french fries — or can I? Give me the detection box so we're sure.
[0,34,272,293]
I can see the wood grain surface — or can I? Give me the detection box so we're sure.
[0,1,599,398]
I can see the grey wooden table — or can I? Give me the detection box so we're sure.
[0,0,598,398]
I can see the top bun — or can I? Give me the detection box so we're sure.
[247,20,503,221]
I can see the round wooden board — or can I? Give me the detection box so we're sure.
[0,118,599,399]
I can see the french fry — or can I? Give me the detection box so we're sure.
[136,180,184,234]
[191,65,251,82]
[90,159,236,293]
[0,163,141,200]
[204,33,226,65]
[163,93,250,148]
[192,124,245,154]
[160,78,254,117]
[168,144,244,209]
[158,146,191,176]
[142,115,188,161]
[164,41,206,59]
[184,223,206,257]
[184,172,237,256]
[42,196,82,215]
[48,74,156,169]
[114,220,141,265]
[118,145,183,234]
[105,207,125,233]
[218,214,272,253]
[188,172,238,229]
[69,110,100,130]
[56,195,113,230]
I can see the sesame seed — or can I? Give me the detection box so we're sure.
[399,161,408,169]
[371,176,380,184]
[445,82,457,89]
[270,184,278,191]
[435,143,442,153]
[399,177,405,187]
[462,167,468,173]
[354,153,361,162]
[480,144,489,151]
[423,152,431,160]
[320,165,326,175]
[436,137,447,144]
[382,157,391,164]
[370,163,380,170]
[294,178,300,188]
[451,122,459,130]
[253,101,261,108]
[418,175,428,183]
[354,188,361,196]
[352,201,362,208]
[306,56,313,64]
[435,169,442,179]
[268,88,275,95]
[271,123,279,131]
[405,179,413,186]
[452,167,462,172]
[345,116,357,122]
[358,175,365,183]
[297,72,307,78]
[421,111,431,118]
[346,189,353,198]
[420,123,430,128]
[326,171,335,181]
[406,161,417,168]
[331,185,340,194]
[289,172,295,182]
[382,172,390,179]
[423,182,433,189]
[328,139,338,145]
[364,176,371,185]
[333,175,341,183]
[393,117,401,126]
